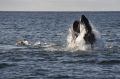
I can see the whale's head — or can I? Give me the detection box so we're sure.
[72,15,96,45]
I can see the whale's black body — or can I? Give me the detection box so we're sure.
[73,15,96,46]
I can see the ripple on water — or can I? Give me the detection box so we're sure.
[97,59,120,65]
[0,62,15,69]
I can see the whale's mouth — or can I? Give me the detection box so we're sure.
[72,15,92,38]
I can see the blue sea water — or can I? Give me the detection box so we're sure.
[0,11,120,79]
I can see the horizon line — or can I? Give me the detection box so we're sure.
[0,10,120,12]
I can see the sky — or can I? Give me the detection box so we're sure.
[0,0,120,11]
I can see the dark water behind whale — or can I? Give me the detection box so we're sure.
[0,11,120,79]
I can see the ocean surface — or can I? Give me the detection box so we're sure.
[0,11,120,79]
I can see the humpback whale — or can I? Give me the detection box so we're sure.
[67,15,98,50]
